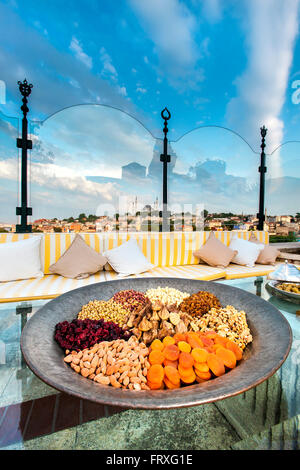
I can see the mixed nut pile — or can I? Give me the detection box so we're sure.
[55,286,253,391]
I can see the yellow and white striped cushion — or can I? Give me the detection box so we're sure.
[0,265,226,303]
[214,230,269,245]
[225,263,275,280]
[104,265,226,282]
[0,231,269,274]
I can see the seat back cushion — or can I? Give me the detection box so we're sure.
[0,231,269,273]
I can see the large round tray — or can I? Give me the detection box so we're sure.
[21,278,292,409]
[266,280,300,305]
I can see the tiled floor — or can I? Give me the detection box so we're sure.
[0,392,126,448]
[0,400,241,450]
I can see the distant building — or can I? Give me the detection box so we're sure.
[208,219,222,229]
[0,224,14,232]
[68,223,82,232]
[276,215,292,224]
[276,226,290,236]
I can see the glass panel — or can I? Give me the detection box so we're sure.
[170,127,259,231]
[265,142,300,240]
[29,105,161,232]
[0,112,20,231]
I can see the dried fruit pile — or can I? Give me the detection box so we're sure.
[146,331,243,389]
[124,295,223,346]
[126,299,191,345]
[145,286,189,307]
[112,289,149,312]
[54,318,132,351]
[55,285,253,392]
[179,291,221,316]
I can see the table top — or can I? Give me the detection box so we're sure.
[0,276,299,450]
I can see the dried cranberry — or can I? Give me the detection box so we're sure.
[54,318,132,351]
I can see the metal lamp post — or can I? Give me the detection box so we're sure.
[159,107,171,231]
[16,79,33,233]
[257,125,267,231]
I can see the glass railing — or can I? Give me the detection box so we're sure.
[265,142,300,238]
[169,126,260,231]
[29,104,161,232]
[0,111,20,231]
[1,100,299,235]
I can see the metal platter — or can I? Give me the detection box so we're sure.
[266,280,300,305]
[21,278,292,409]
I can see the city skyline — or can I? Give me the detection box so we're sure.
[1,1,300,224]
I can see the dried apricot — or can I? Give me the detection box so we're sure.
[205,331,218,339]
[199,336,214,347]
[178,365,194,378]
[191,348,208,363]
[164,377,180,389]
[178,341,191,353]
[195,370,212,381]
[180,371,196,384]
[163,358,178,368]
[164,365,180,385]
[173,333,187,343]
[194,362,210,373]
[149,350,165,365]
[164,344,180,361]
[216,347,237,369]
[179,351,194,369]
[148,380,163,390]
[214,335,228,347]
[207,353,225,377]
[226,340,243,361]
[150,339,164,351]
[211,344,223,352]
[162,336,176,346]
[186,332,204,349]
[147,364,164,384]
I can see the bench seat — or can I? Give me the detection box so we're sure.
[0,263,276,303]
[224,263,276,280]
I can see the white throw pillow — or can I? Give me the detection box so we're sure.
[0,236,43,282]
[229,236,264,267]
[104,238,154,277]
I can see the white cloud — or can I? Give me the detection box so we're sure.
[100,46,118,80]
[226,0,300,176]
[99,47,130,98]
[0,4,139,122]
[0,157,115,199]
[117,85,127,96]
[136,87,147,94]
[129,0,203,89]
[69,36,92,69]
[200,37,210,57]
[201,0,223,23]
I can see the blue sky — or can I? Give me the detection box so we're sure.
[0,0,300,222]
